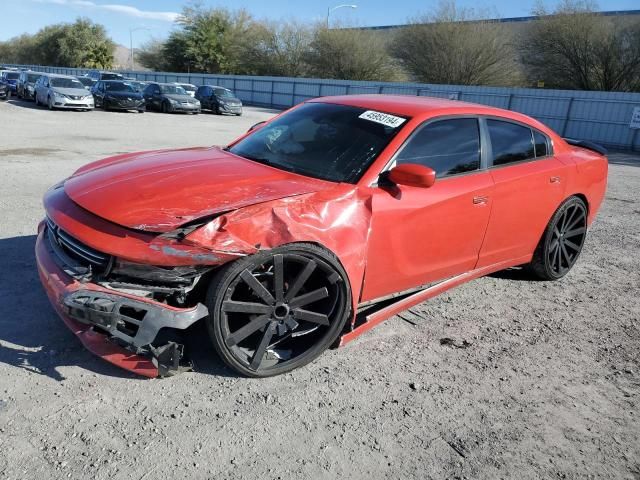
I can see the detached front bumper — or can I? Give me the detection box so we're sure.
[35,223,209,377]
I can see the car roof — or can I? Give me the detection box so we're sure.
[310,94,554,134]
[45,73,80,79]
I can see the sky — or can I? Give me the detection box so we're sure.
[2,0,639,47]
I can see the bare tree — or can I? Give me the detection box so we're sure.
[390,1,523,86]
[305,25,403,81]
[241,21,313,77]
[521,0,640,91]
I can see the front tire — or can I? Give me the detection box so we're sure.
[206,243,351,377]
[528,196,588,280]
[47,95,53,110]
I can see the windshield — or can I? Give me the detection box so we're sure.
[229,103,407,183]
[26,74,41,82]
[50,77,84,89]
[179,84,196,92]
[76,77,93,86]
[5,72,19,80]
[214,88,235,98]
[101,73,123,80]
[105,82,136,92]
[159,84,187,95]
[129,82,146,92]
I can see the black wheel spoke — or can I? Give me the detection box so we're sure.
[553,245,561,272]
[249,322,276,370]
[289,287,329,309]
[553,226,561,239]
[273,254,284,303]
[226,314,271,347]
[564,239,581,252]
[549,238,559,253]
[565,226,586,238]
[284,260,317,302]
[222,300,272,314]
[293,308,330,326]
[240,270,274,305]
[560,242,571,269]
[562,206,576,232]
[565,211,584,231]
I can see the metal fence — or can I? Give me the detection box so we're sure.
[7,64,640,151]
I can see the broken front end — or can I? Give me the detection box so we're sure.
[36,187,241,377]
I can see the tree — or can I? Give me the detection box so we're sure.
[136,39,167,71]
[175,5,256,74]
[305,25,402,81]
[241,21,313,77]
[521,0,640,91]
[0,18,114,68]
[390,1,523,86]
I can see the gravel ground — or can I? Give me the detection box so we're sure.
[0,97,638,480]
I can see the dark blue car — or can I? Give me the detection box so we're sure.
[1,71,19,93]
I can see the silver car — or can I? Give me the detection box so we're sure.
[34,74,94,110]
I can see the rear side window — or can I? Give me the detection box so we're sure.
[487,120,535,166]
[533,130,549,157]
[395,118,481,177]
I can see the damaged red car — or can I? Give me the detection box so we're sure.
[36,95,608,378]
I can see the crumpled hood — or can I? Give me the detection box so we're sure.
[64,147,332,232]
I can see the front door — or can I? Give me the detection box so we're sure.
[361,117,494,303]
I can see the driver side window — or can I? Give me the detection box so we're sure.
[395,118,481,178]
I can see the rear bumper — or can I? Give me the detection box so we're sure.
[35,223,208,377]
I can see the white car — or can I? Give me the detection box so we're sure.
[174,82,197,97]
[34,74,94,110]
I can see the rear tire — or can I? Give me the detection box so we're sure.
[528,196,588,280]
[206,243,351,377]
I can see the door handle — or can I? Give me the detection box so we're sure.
[550,176,561,184]
[473,196,488,205]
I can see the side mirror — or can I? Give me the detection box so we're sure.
[387,163,436,188]
[247,121,266,133]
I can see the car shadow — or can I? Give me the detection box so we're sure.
[0,234,234,381]
[5,97,42,110]
[488,266,538,281]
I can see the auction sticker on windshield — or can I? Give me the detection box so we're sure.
[359,110,406,128]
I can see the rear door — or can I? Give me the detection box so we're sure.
[361,117,494,302]
[477,118,568,267]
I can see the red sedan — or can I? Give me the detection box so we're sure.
[36,95,608,378]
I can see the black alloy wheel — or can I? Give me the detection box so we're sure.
[206,244,350,377]
[529,196,588,280]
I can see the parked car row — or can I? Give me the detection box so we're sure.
[1,69,244,115]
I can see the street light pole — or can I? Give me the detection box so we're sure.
[129,27,150,71]
[326,4,358,29]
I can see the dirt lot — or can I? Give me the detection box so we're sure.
[0,97,638,480]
